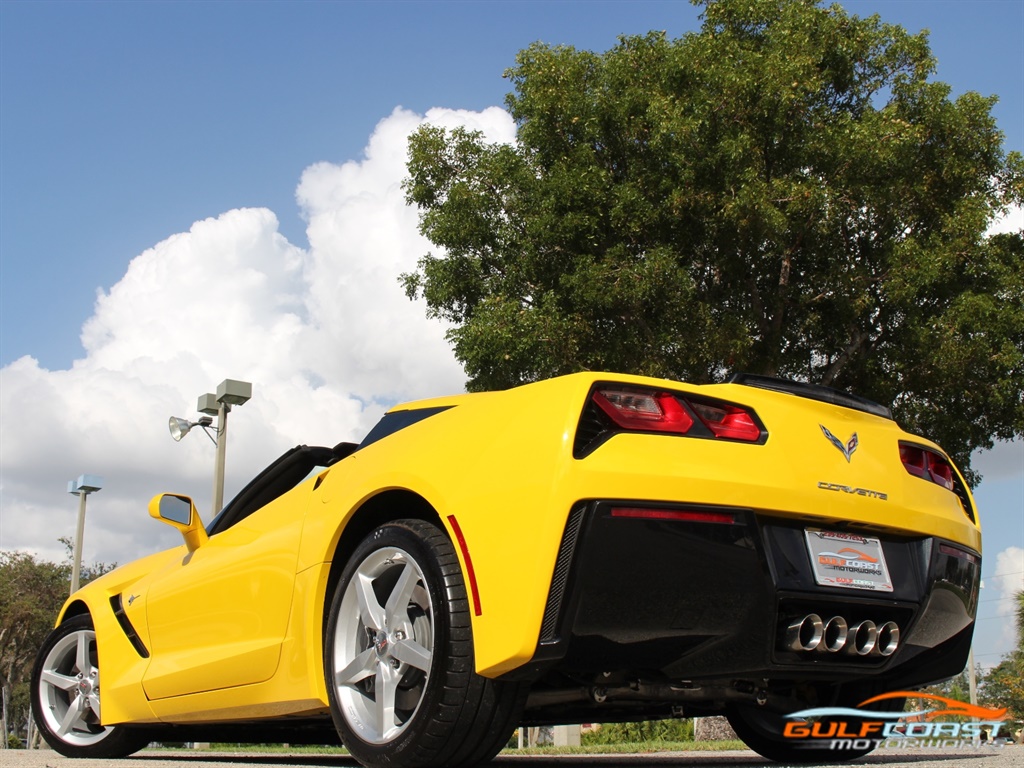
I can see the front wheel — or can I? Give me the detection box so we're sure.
[325,519,524,768]
[32,614,151,758]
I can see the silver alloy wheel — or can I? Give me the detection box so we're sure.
[36,626,108,747]
[332,545,434,744]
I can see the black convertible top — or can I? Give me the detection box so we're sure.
[207,441,357,535]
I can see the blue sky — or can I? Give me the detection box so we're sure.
[2,0,1022,369]
[1,1,1021,669]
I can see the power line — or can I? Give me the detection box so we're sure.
[980,568,1023,581]
[978,595,1022,604]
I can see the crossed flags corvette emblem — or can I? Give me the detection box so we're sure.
[820,424,858,462]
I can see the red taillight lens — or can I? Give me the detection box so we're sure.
[691,402,762,441]
[593,389,695,434]
[590,386,763,442]
[899,444,928,478]
[900,443,955,491]
[928,457,954,490]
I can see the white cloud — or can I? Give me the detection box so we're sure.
[972,438,1024,481]
[987,202,1023,236]
[0,106,516,567]
[988,546,1024,652]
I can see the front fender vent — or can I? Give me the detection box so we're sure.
[110,594,150,658]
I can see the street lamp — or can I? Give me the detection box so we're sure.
[67,474,102,594]
[169,378,252,515]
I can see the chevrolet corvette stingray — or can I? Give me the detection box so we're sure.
[32,372,981,765]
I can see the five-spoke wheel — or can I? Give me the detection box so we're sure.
[325,519,524,768]
[32,614,150,758]
[332,541,435,743]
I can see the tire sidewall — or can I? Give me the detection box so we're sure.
[325,520,462,766]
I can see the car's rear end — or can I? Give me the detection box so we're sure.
[520,373,980,729]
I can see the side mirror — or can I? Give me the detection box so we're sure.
[148,493,208,553]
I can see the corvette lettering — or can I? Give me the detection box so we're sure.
[817,481,888,500]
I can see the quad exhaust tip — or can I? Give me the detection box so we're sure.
[785,614,899,657]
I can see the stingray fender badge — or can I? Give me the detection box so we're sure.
[820,424,857,462]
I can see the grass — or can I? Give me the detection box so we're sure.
[500,740,748,755]
[146,739,748,755]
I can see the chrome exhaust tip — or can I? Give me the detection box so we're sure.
[822,616,849,653]
[876,621,900,656]
[786,614,823,651]
[847,620,877,656]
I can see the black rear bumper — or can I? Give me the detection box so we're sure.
[518,500,979,688]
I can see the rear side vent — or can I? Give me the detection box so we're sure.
[539,503,589,643]
[574,399,615,457]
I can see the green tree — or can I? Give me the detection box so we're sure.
[403,0,1024,482]
[0,551,70,746]
[0,548,116,747]
[979,590,1024,723]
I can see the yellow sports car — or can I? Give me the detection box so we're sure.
[32,372,980,765]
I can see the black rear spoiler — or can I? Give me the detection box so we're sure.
[728,373,892,420]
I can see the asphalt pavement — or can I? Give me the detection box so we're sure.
[0,746,1019,768]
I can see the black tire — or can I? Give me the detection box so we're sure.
[31,614,151,758]
[727,687,905,763]
[325,519,525,768]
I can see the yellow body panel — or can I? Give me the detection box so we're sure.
[54,371,980,726]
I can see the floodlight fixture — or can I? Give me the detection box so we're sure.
[168,415,216,444]
[170,379,253,516]
[197,393,220,416]
[216,379,252,406]
[68,474,103,494]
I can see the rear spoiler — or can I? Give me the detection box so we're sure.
[728,373,892,420]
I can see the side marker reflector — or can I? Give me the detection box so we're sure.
[447,514,483,616]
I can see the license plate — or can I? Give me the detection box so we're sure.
[804,529,893,592]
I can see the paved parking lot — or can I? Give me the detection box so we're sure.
[0,746,1019,768]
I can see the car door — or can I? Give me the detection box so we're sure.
[139,489,307,700]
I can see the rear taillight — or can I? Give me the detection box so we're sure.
[899,443,955,491]
[593,389,694,434]
[575,384,765,457]
[690,402,763,442]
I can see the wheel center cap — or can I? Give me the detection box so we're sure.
[78,679,93,696]
[373,630,390,659]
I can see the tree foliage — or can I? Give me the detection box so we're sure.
[0,547,115,746]
[979,590,1024,723]
[0,552,69,695]
[403,0,1024,481]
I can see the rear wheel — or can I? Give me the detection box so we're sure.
[727,686,905,763]
[32,614,151,758]
[325,519,524,768]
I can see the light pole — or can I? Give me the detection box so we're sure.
[67,475,102,594]
[169,379,252,516]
